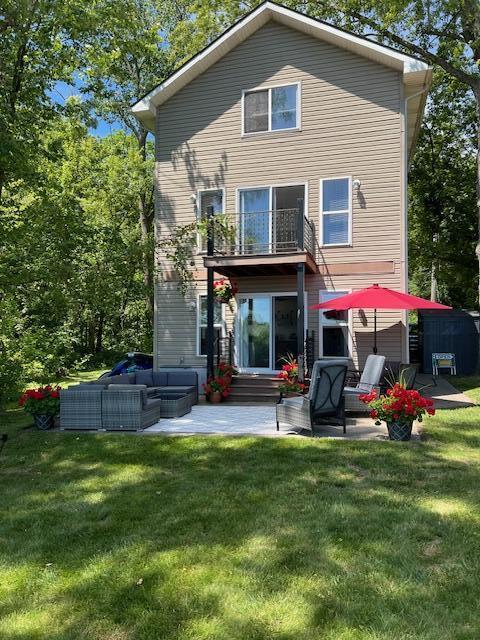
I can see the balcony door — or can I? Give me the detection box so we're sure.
[238,185,305,254]
[239,188,270,254]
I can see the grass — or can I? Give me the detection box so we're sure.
[0,375,480,639]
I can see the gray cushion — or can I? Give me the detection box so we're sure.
[87,379,110,386]
[107,375,123,385]
[107,384,147,390]
[152,371,168,386]
[145,397,162,409]
[136,369,154,387]
[166,371,197,386]
[68,383,108,391]
[163,385,196,395]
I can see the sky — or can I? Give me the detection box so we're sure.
[50,78,123,138]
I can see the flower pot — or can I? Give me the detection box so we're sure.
[386,420,413,441]
[209,391,223,404]
[33,414,54,430]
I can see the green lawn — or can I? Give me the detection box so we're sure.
[1,375,480,639]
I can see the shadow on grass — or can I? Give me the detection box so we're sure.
[0,409,480,639]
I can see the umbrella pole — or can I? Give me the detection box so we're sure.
[373,308,377,354]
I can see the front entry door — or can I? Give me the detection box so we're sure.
[237,294,303,372]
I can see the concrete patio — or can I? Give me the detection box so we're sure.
[143,404,414,438]
[143,375,475,439]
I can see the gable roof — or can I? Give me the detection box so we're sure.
[132,0,431,160]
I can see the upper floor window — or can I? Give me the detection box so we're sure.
[243,83,299,134]
[320,177,351,246]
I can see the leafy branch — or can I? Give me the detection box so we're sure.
[162,215,236,296]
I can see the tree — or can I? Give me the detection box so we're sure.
[0,0,95,201]
[303,0,480,304]
[409,71,476,307]
[81,0,191,321]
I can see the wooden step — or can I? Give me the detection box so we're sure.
[224,391,280,403]
[225,374,282,403]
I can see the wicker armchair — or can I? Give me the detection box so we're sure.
[60,385,105,430]
[276,360,348,435]
[102,385,161,430]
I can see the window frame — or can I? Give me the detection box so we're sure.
[241,82,301,136]
[319,176,352,247]
[196,187,226,253]
[196,293,226,357]
[318,289,352,358]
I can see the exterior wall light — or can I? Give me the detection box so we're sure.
[352,179,361,191]
[190,193,197,204]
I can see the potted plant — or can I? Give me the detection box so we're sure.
[213,278,238,310]
[203,375,232,403]
[277,355,306,397]
[359,382,435,441]
[18,385,61,430]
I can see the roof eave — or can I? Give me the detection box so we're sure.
[131,1,431,129]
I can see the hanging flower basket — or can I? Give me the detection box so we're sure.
[213,279,238,307]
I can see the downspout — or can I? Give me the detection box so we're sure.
[401,83,429,363]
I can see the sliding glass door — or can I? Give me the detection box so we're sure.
[237,294,306,372]
[238,296,271,370]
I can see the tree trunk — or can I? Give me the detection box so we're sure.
[137,128,154,323]
[430,260,437,302]
[475,84,480,307]
[95,311,104,353]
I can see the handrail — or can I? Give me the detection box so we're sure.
[213,208,315,257]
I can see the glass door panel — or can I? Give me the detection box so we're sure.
[238,296,271,369]
[273,185,304,252]
[273,296,297,370]
[239,188,270,254]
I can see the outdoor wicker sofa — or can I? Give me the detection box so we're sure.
[60,368,198,430]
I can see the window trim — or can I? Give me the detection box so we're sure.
[319,176,352,247]
[196,293,226,358]
[318,289,353,358]
[196,187,226,253]
[241,81,301,137]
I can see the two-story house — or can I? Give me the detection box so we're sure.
[132,1,431,385]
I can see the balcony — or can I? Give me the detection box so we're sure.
[203,208,317,277]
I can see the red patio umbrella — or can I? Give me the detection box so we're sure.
[310,284,451,354]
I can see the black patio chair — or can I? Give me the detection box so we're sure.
[276,360,348,435]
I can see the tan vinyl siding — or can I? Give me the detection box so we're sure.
[154,19,405,368]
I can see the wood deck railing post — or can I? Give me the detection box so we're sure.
[206,205,215,379]
[297,198,305,251]
[297,262,305,382]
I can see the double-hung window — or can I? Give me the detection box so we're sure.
[320,177,351,246]
[243,83,299,134]
[197,295,224,356]
[319,291,350,357]
[198,189,224,252]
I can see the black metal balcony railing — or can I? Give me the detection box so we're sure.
[214,208,315,257]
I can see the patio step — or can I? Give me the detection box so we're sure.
[225,374,281,403]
